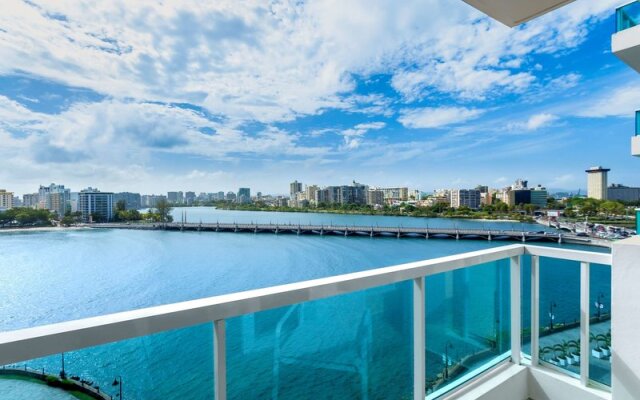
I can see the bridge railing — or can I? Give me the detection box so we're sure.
[0,245,611,399]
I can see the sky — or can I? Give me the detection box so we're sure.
[0,0,639,196]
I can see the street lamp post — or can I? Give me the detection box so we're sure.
[112,375,123,399]
[548,302,557,332]
[60,353,66,379]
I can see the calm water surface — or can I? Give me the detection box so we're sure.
[0,208,609,399]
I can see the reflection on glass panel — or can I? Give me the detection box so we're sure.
[226,281,412,400]
[0,323,214,399]
[617,1,640,32]
[590,263,611,387]
[538,258,580,377]
[426,259,510,398]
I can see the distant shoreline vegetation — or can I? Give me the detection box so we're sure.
[200,201,537,223]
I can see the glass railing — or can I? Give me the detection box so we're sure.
[636,110,640,136]
[617,1,640,32]
[0,245,611,399]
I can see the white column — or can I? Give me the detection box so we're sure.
[531,256,540,366]
[214,319,227,400]
[510,256,522,365]
[580,262,590,386]
[612,236,640,400]
[414,277,425,400]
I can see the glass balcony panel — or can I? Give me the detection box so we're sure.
[617,1,640,32]
[0,323,214,399]
[426,259,511,398]
[636,110,640,136]
[538,257,580,378]
[589,263,612,387]
[226,281,413,400]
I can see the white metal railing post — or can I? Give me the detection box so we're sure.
[580,262,590,386]
[531,256,540,366]
[413,277,426,400]
[214,319,227,400]
[510,256,522,365]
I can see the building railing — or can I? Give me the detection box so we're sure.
[617,1,640,32]
[0,244,612,399]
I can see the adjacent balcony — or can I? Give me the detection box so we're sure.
[613,1,640,73]
[3,241,636,400]
[633,110,640,157]
[462,0,575,27]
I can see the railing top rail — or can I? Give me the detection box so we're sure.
[0,244,609,366]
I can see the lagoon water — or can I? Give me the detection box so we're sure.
[0,208,610,399]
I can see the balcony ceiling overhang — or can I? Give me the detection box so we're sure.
[613,25,640,74]
[463,0,575,27]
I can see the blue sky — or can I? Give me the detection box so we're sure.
[0,0,638,196]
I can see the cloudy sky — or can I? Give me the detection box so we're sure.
[1,0,639,196]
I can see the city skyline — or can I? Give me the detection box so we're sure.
[0,1,639,195]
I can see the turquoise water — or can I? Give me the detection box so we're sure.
[0,209,609,399]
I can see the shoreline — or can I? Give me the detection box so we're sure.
[0,226,88,234]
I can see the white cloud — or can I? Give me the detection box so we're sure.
[398,107,484,129]
[508,113,558,131]
[577,85,640,118]
[340,122,386,150]
[0,0,620,125]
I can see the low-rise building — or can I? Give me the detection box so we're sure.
[608,184,640,202]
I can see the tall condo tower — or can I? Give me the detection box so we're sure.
[585,166,610,200]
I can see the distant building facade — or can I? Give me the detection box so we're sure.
[450,189,481,209]
[237,188,251,204]
[23,193,39,208]
[38,183,71,216]
[586,166,610,200]
[79,188,114,222]
[0,189,13,210]
[114,192,142,210]
[608,184,640,202]
[366,189,385,206]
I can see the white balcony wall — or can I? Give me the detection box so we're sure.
[612,235,640,400]
[632,135,640,157]
[612,25,640,73]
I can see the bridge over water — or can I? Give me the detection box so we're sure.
[91,222,596,245]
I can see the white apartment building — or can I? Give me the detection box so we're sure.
[0,189,13,210]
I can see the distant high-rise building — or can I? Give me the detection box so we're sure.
[141,194,166,208]
[290,181,303,197]
[185,191,196,205]
[226,191,237,202]
[379,187,409,203]
[0,189,14,210]
[114,192,142,210]
[586,166,610,200]
[79,188,114,222]
[366,189,385,206]
[23,193,39,208]
[237,188,251,204]
[38,184,71,216]
[167,191,185,204]
[450,189,481,209]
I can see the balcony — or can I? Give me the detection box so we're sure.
[2,241,639,399]
[462,0,575,27]
[613,2,640,73]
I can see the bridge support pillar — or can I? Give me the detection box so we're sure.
[456,231,459,240]
[488,232,492,241]
[397,230,401,239]
[345,229,348,237]
[320,229,323,236]
[370,229,374,238]
[522,233,526,243]
[297,228,300,235]
[425,230,429,240]
[558,234,563,244]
